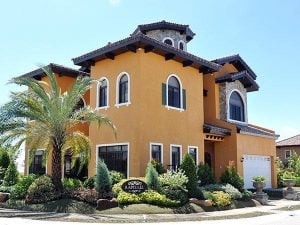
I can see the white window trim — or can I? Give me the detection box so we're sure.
[96,77,110,110]
[149,142,164,164]
[96,142,130,177]
[285,149,292,159]
[188,145,199,165]
[178,40,185,51]
[115,72,131,107]
[27,149,47,175]
[227,89,248,124]
[166,74,184,112]
[162,37,174,47]
[169,144,182,167]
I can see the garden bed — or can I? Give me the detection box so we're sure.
[0,198,259,214]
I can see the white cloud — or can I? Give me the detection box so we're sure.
[108,0,122,6]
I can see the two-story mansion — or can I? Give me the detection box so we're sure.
[23,21,277,188]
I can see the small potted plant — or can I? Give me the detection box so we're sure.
[282,171,296,192]
[252,176,267,194]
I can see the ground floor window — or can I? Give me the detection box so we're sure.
[29,150,46,175]
[169,145,181,171]
[150,143,162,164]
[188,146,198,164]
[285,150,292,159]
[64,154,88,181]
[98,144,128,177]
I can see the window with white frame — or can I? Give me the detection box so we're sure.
[29,150,46,175]
[178,40,185,50]
[163,37,174,46]
[285,150,292,159]
[98,78,109,108]
[150,143,163,164]
[168,76,181,108]
[170,145,181,171]
[188,146,198,165]
[116,72,130,105]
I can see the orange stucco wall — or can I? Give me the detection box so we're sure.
[88,50,204,177]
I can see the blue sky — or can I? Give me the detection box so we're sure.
[0,0,300,141]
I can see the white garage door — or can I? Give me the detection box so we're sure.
[243,155,272,189]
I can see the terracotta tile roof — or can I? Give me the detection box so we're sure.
[72,33,220,72]
[276,134,300,146]
[131,20,195,42]
[203,123,231,136]
[212,54,257,79]
[215,70,259,92]
[20,63,90,79]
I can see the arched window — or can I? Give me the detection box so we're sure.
[229,91,245,122]
[163,37,174,47]
[178,41,185,50]
[117,73,130,104]
[98,78,109,108]
[167,76,181,108]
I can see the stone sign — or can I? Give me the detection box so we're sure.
[121,179,148,194]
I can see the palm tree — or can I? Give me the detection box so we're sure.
[0,66,115,192]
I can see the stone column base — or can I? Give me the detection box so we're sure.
[283,190,298,200]
[254,192,269,205]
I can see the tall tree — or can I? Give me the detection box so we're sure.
[0,66,115,192]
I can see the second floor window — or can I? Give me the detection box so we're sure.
[229,91,245,122]
[118,74,129,104]
[168,76,181,108]
[98,78,108,107]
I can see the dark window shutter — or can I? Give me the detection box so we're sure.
[182,89,186,110]
[162,83,166,105]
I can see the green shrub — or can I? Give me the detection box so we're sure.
[151,159,165,174]
[83,176,95,189]
[203,191,216,202]
[211,191,231,207]
[296,176,300,186]
[252,176,267,182]
[160,187,188,204]
[110,171,125,185]
[282,170,296,179]
[62,178,83,189]
[145,162,160,191]
[3,160,18,186]
[0,185,15,193]
[10,174,37,199]
[25,175,57,204]
[117,190,180,207]
[180,153,199,198]
[117,190,141,204]
[140,190,180,207]
[202,183,242,200]
[197,162,215,186]
[158,169,188,190]
[241,189,253,201]
[0,150,10,180]
[95,160,112,198]
[220,165,244,192]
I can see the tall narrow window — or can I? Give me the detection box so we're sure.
[229,91,245,122]
[151,144,162,164]
[118,74,129,104]
[98,78,108,107]
[168,76,181,108]
[178,41,185,50]
[188,147,197,165]
[170,145,181,171]
[29,150,46,175]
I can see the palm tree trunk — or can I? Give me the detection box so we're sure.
[52,146,63,192]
